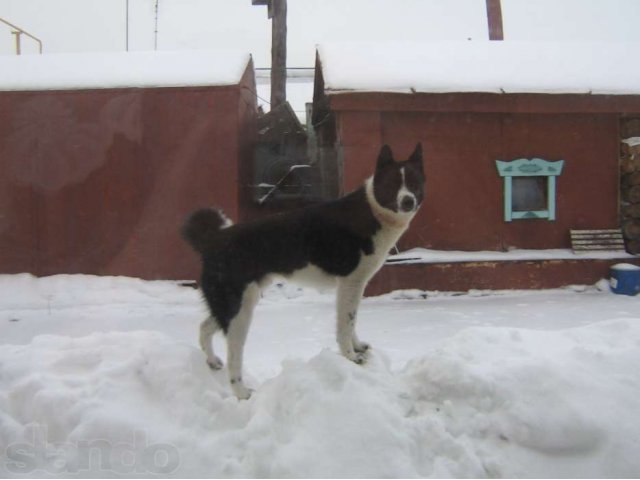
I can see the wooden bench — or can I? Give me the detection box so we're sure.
[570,229,626,254]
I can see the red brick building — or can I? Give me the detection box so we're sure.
[312,42,640,293]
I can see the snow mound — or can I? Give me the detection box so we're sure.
[2,320,640,477]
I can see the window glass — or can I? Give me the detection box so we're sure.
[512,176,547,212]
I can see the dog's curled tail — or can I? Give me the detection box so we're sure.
[182,208,232,253]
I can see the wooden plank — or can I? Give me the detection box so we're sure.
[571,237,624,241]
[570,228,626,253]
[571,234,624,239]
[572,244,625,249]
[571,235,623,239]
[571,229,621,236]
[572,241,625,246]
[573,245,625,251]
[570,230,623,235]
[571,236,624,241]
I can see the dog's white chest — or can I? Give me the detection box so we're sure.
[348,224,406,286]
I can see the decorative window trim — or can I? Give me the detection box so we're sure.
[495,158,564,222]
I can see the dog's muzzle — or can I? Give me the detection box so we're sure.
[399,194,416,213]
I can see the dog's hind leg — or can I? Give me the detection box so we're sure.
[336,279,369,364]
[200,317,224,370]
[226,282,261,400]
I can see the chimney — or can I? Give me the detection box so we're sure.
[486,0,504,41]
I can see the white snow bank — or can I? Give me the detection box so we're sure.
[0,50,251,92]
[2,320,640,477]
[0,273,196,311]
[611,262,640,271]
[387,247,635,264]
[2,274,640,477]
[318,41,640,95]
[623,136,640,147]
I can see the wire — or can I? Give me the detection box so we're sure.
[241,85,271,106]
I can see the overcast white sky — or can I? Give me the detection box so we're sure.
[0,0,639,67]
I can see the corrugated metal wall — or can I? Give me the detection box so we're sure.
[0,77,256,280]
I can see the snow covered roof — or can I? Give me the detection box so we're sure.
[0,49,252,92]
[317,41,640,96]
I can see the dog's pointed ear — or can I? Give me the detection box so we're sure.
[408,142,424,173]
[376,145,394,171]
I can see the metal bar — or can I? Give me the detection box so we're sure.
[257,164,310,205]
[12,30,21,55]
[0,16,42,53]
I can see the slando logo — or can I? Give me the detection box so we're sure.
[4,424,180,475]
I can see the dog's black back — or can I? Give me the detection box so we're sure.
[184,187,381,332]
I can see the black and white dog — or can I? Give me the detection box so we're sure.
[183,143,425,399]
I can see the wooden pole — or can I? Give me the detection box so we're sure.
[486,0,504,41]
[270,0,287,108]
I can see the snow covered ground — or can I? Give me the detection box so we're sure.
[1,274,640,477]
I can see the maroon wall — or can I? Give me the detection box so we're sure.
[0,64,256,280]
[331,92,624,252]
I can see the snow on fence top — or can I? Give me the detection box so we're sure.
[0,49,252,92]
[317,41,640,95]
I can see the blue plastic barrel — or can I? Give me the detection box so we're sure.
[610,263,640,296]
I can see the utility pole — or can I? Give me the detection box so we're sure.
[154,0,160,50]
[486,0,504,40]
[125,0,129,51]
[252,0,287,108]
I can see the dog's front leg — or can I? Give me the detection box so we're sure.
[336,279,369,364]
[352,331,371,354]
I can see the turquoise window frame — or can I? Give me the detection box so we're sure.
[495,158,564,222]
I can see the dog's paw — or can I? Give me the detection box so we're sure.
[354,351,368,365]
[232,384,253,400]
[206,356,224,370]
[354,345,370,365]
[353,340,371,354]
[343,349,369,365]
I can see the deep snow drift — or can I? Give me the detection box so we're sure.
[1,274,640,477]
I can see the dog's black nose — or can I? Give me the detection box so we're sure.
[400,195,416,212]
